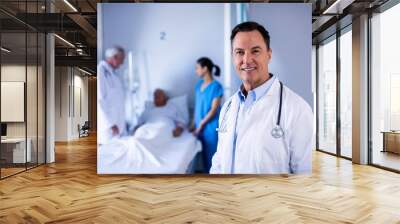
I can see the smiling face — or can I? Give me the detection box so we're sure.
[232,30,272,91]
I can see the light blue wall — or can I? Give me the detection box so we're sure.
[248,3,313,107]
[100,3,312,108]
[101,3,225,108]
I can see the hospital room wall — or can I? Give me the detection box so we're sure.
[101,4,225,109]
[224,3,247,99]
[54,67,89,141]
[100,4,312,111]
[248,3,313,108]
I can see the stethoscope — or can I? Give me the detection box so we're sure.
[271,81,284,138]
[216,81,284,139]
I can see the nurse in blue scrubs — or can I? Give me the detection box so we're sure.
[192,57,223,173]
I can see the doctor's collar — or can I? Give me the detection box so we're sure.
[103,60,116,73]
[238,86,246,102]
[238,73,275,102]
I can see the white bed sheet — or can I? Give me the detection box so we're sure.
[98,116,202,174]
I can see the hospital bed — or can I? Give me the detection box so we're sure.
[97,95,202,174]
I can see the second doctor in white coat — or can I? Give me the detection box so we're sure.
[98,46,127,145]
[210,21,314,174]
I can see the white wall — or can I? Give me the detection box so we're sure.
[1,66,26,129]
[1,64,46,164]
[223,3,247,99]
[101,3,312,109]
[101,3,225,109]
[55,67,68,141]
[1,65,40,137]
[72,73,89,138]
[55,67,89,141]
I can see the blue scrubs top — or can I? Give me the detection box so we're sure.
[194,79,223,172]
[194,79,223,134]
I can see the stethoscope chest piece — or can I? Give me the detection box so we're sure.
[271,125,284,138]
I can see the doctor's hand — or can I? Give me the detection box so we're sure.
[111,125,120,137]
[173,126,184,138]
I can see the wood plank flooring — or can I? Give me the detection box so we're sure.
[1,135,400,223]
[1,167,26,178]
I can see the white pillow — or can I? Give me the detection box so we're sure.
[144,100,154,110]
[168,94,189,126]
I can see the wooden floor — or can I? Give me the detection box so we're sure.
[372,151,400,171]
[1,135,400,223]
[1,167,26,178]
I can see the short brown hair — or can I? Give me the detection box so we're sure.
[231,21,270,49]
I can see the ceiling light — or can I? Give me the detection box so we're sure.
[78,67,92,76]
[54,34,75,48]
[322,0,355,15]
[63,0,78,12]
[1,47,11,53]
[323,0,341,14]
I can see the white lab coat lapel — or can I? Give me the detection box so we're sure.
[235,78,281,172]
[98,60,126,144]
[254,78,290,172]
[266,78,291,158]
[218,94,240,173]
[217,78,289,173]
[236,78,281,145]
[213,77,313,174]
[101,61,116,88]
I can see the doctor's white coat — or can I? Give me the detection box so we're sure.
[98,60,126,144]
[210,78,314,174]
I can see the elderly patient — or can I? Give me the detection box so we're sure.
[137,89,185,138]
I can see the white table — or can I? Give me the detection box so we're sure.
[1,138,31,163]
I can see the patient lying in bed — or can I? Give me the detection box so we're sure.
[136,89,186,137]
[98,89,202,174]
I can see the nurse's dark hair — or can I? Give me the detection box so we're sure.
[197,57,220,77]
[230,21,270,49]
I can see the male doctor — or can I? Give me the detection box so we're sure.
[210,21,314,174]
[98,46,126,144]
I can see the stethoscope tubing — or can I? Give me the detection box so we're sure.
[276,81,283,126]
[217,81,283,136]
